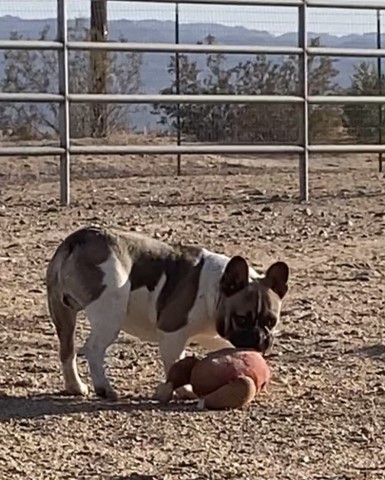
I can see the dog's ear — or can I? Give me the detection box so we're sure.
[220,256,249,297]
[262,261,289,299]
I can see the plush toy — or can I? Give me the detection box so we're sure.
[156,348,271,410]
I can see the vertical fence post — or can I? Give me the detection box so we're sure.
[377,9,383,174]
[298,0,309,201]
[175,2,182,175]
[57,0,70,205]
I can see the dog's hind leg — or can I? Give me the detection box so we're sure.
[82,257,130,401]
[47,290,88,396]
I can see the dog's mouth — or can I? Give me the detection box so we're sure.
[227,327,273,353]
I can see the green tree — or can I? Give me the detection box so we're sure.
[308,37,342,142]
[1,20,142,139]
[155,34,234,141]
[153,35,342,144]
[343,61,383,143]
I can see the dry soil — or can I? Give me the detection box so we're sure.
[0,138,385,480]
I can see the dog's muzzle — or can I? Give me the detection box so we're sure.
[227,326,273,354]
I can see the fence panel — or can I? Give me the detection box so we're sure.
[0,0,384,204]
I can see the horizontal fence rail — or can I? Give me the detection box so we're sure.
[91,0,385,8]
[0,93,305,104]
[5,40,385,60]
[98,0,304,5]
[0,147,67,156]
[72,145,305,155]
[4,143,385,157]
[69,41,302,55]
[3,93,385,105]
[307,0,385,10]
[0,0,384,205]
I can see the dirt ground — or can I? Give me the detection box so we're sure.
[0,139,385,480]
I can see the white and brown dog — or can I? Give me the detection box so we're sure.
[46,226,289,400]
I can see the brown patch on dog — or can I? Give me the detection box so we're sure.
[156,248,205,332]
[127,238,202,295]
[112,231,204,332]
[117,232,204,332]
[47,227,114,311]
[119,232,175,291]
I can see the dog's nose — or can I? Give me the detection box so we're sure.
[227,330,257,349]
[258,328,274,355]
[228,327,272,352]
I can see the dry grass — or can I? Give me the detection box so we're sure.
[0,137,385,479]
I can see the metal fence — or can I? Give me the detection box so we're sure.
[1,0,385,204]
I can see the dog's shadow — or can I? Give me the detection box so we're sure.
[347,343,385,362]
[111,476,156,480]
[0,392,199,422]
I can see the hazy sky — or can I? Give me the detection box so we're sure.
[1,0,382,37]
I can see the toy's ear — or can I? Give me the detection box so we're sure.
[156,356,199,404]
[166,356,198,389]
[203,375,257,410]
[220,256,249,297]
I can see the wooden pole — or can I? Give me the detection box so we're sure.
[90,0,108,138]
[377,10,383,173]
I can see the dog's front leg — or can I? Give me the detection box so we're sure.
[154,330,197,401]
[195,334,234,352]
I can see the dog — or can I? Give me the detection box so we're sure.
[46,225,289,400]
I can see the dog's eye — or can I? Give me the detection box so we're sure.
[262,315,277,329]
[233,313,253,328]
[234,315,247,327]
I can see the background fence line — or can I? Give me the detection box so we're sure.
[0,0,384,205]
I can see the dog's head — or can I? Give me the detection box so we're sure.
[216,256,289,355]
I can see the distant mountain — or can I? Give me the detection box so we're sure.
[0,15,382,131]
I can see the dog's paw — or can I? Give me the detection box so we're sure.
[154,382,174,403]
[197,398,205,410]
[94,385,119,401]
[64,381,89,397]
[174,385,197,401]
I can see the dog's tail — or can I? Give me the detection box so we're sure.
[46,239,80,365]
